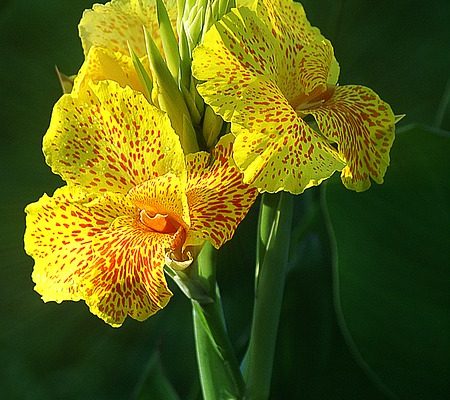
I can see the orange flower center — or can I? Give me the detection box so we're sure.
[291,84,335,112]
[138,208,187,257]
[139,209,180,234]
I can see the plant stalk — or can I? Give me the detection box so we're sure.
[192,242,245,399]
[243,192,294,400]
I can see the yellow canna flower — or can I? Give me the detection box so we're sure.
[79,0,177,58]
[73,0,177,98]
[193,0,395,193]
[24,80,258,327]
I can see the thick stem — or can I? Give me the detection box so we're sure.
[243,192,294,400]
[192,242,245,400]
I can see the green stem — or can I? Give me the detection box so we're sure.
[192,243,245,399]
[243,192,294,400]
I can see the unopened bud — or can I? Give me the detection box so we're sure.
[203,105,224,148]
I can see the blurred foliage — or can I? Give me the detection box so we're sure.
[0,0,449,399]
[325,125,450,399]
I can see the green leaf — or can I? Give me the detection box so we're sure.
[164,265,213,304]
[273,190,387,400]
[180,82,202,125]
[178,22,191,89]
[324,124,450,399]
[202,105,223,148]
[184,1,205,51]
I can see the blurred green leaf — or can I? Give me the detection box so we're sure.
[132,352,180,400]
[324,124,450,399]
[273,193,388,399]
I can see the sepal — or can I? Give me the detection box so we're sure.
[55,66,75,94]
[164,257,214,304]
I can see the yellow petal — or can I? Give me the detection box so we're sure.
[193,3,338,115]
[73,46,149,96]
[193,7,279,122]
[24,186,132,303]
[44,80,185,194]
[305,85,396,191]
[232,79,344,193]
[82,215,173,327]
[185,134,259,248]
[296,39,337,97]
[242,0,339,97]
[79,0,177,57]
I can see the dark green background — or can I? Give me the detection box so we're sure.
[1,1,449,399]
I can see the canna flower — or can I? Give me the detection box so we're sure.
[192,0,395,193]
[79,0,177,58]
[72,0,177,98]
[24,80,258,327]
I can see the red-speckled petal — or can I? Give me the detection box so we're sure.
[185,134,259,248]
[254,0,321,45]
[43,80,185,194]
[79,0,177,57]
[297,39,336,96]
[253,0,332,95]
[24,186,132,303]
[305,85,396,191]
[73,46,149,96]
[193,7,279,122]
[232,78,344,193]
[83,216,173,327]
